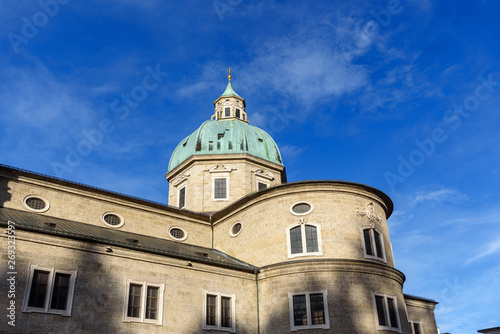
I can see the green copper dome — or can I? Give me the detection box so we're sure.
[168,119,283,172]
[221,81,241,98]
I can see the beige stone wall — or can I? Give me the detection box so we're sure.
[257,260,410,334]
[0,231,258,334]
[167,154,284,212]
[213,183,395,268]
[0,173,212,248]
[405,298,439,334]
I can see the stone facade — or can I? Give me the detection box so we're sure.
[0,76,439,333]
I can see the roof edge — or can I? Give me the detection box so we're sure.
[211,180,394,221]
[0,163,210,221]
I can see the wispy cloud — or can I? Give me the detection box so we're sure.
[410,186,468,206]
[466,237,500,264]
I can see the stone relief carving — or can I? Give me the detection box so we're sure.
[356,202,382,223]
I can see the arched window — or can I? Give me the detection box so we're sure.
[286,223,322,258]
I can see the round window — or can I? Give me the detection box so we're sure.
[102,212,124,228]
[169,227,187,241]
[290,202,313,215]
[104,214,121,226]
[23,195,50,212]
[230,222,242,237]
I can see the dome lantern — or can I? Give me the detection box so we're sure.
[212,68,248,123]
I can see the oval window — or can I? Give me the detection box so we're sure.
[290,202,313,215]
[102,212,124,228]
[230,222,242,237]
[23,195,50,212]
[169,227,187,241]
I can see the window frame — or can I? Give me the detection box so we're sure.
[229,221,243,237]
[285,222,323,258]
[256,179,270,191]
[168,226,188,241]
[23,195,50,213]
[288,290,330,331]
[177,183,186,209]
[202,291,236,333]
[289,201,314,216]
[123,278,165,325]
[409,320,422,334]
[224,107,231,117]
[212,176,229,201]
[22,265,77,316]
[361,226,387,263]
[372,292,401,332]
[101,211,125,228]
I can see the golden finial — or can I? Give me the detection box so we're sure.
[227,67,232,81]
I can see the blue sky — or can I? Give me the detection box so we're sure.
[1,0,499,332]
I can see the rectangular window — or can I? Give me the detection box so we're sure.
[235,109,241,118]
[258,182,268,190]
[409,321,421,334]
[206,294,217,326]
[225,107,231,117]
[217,141,221,150]
[178,186,186,209]
[50,273,70,310]
[127,284,142,318]
[22,265,77,316]
[203,291,235,332]
[221,296,232,328]
[289,226,303,254]
[305,225,319,252]
[209,141,213,151]
[289,291,329,331]
[362,228,386,262]
[214,178,228,200]
[123,279,164,325]
[372,293,400,331]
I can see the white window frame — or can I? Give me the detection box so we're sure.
[289,201,314,216]
[23,195,50,213]
[288,290,330,331]
[256,177,270,191]
[285,222,323,258]
[212,176,229,201]
[372,292,401,332]
[229,221,243,237]
[22,265,77,316]
[101,211,125,228]
[168,226,188,241]
[202,291,236,333]
[123,278,165,325]
[409,320,422,334]
[361,226,387,263]
[177,182,186,209]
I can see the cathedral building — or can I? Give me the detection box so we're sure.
[0,72,438,333]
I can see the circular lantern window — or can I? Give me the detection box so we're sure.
[230,222,242,237]
[102,212,124,228]
[169,227,187,241]
[23,195,50,212]
[290,202,313,216]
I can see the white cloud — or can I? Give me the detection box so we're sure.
[466,237,500,264]
[278,144,304,162]
[410,187,468,206]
